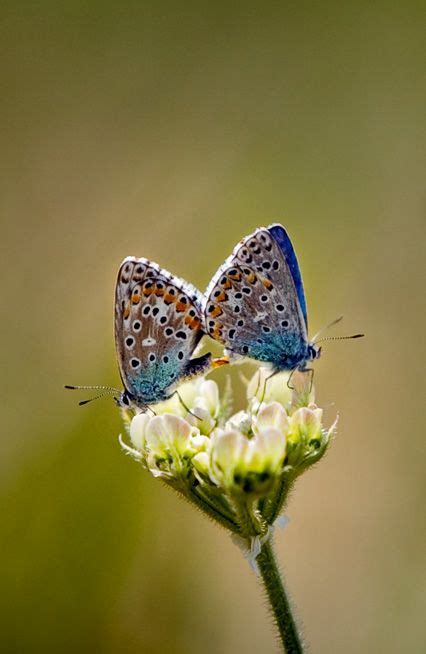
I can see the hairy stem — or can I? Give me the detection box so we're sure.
[262,475,293,525]
[257,539,303,653]
[186,485,240,533]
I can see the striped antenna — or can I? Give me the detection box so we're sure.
[64,384,121,406]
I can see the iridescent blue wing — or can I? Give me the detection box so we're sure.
[267,223,308,329]
[115,258,210,406]
[203,226,308,370]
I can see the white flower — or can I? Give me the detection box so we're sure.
[252,402,289,435]
[120,374,333,493]
[209,424,286,496]
[224,410,252,435]
[153,378,220,435]
[129,412,151,451]
[288,406,323,446]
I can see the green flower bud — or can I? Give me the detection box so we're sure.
[286,405,329,468]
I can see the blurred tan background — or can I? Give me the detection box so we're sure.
[1,2,425,652]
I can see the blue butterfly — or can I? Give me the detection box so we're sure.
[202,224,320,373]
[114,257,213,409]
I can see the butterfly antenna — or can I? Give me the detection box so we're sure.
[64,384,121,406]
[313,333,364,345]
[311,316,344,342]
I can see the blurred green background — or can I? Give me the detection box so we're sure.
[1,2,425,652]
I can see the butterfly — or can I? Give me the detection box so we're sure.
[114,257,217,409]
[203,223,328,373]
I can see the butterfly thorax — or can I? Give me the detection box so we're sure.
[244,333,320,372]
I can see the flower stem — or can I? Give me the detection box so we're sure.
[262,475,293,525]
[187,486,240,533]
[256,539,303,653]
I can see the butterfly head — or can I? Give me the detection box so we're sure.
[115,389,151,412]
[307,342,322,362]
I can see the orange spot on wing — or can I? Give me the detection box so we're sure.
[212,326,224,340]
[131,293,141,304]
[220,278,232,290]
[262,279,273,290]
[164,293,175,303]
[155,286,164,296]
[246,271,257,284]
[215,291,228,302]
[189,317,201,329]
[228,270,241,281]
[209,306,223,318]
[175,301,186,312]
[123,305,130,319]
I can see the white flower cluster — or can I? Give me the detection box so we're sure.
[121,369,335,500]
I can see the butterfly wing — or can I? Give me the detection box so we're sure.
[203,226,308,370]
[267,223,308,328]
[115,258,208,405]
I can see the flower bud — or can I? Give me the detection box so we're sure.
[209,426,286,496]
[252,402,289,435]
[286,405,327,467]
[137,414,203,480]
[129,412,151,451]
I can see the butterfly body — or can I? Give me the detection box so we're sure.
[115,257,211,409]
[203,224,320,373]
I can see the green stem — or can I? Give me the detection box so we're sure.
[262,475,293,525]
[233,498,267,541]
[187,486,240,533]
[256,539,304,653]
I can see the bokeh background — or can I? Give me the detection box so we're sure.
[1,2,425,652]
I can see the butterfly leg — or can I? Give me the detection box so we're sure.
[172,390,202,421]
[256,369,279,410]
[288,368,314,398]
[286,368,296,390]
